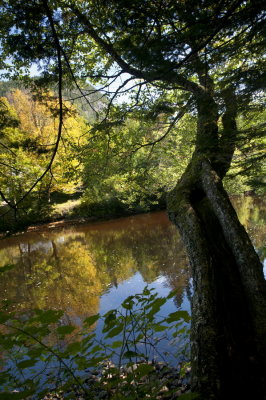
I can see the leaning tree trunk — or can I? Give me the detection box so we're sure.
[167,91,266,399]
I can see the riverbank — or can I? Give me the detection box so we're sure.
[1,192,263,238]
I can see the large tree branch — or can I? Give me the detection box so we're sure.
[68,3,203,95]
[69,0,244,96]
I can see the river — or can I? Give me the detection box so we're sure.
[0,196,265,364]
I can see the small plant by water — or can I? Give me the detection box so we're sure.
[0,265,195,399]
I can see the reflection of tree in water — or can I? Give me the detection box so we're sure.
[0,237,101,321]
[0,201,264,321]
[232,196,266,261]
[0,212,190,318]
[83,213,190,306]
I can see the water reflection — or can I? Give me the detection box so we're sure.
[0,212,189,321]
[0,196,265,323]
[232,195,266,270]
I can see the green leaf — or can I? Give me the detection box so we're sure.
[0,311,10,324]
[167,289,178,299]
[135,333,144,342]
[34,309,63,324]
[103,310,117,323]
[146,297,167,319]
[103,310,118,332]
[148,297,166,311]
[90,345,102,353]
[85,355,106,367]
[153,324,168,332]
[65,341,81,355]
[105,324,124,338]
[123,350,138,358]
[0,390,35,399]
[121,296,134,309]
[17,359,37,369]
[28,348,45,358]
[165,310,190,323]
[142,286,151,296]
[110,340,123,349]
[83,314,100,326]
[56,325,75,335]
[76,355,88,369]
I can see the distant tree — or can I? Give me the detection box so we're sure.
[0,88,88,226]
[0,0,265,398]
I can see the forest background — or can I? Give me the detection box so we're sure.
[0,78,264,232]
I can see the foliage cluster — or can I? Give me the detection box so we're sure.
[0,80,265,232]
[0,277,191,400]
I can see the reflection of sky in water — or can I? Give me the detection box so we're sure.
[97,271,191,366]
[19,241,53,253]
[100,272,191,315]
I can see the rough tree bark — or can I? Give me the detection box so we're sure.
[167,87,266,399]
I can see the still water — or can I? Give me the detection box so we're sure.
[0,196,265,350]
[0,212,191,322]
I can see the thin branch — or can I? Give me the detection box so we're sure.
[0,190,16,210]
[69,0,244,94]
[0,0,64,218]
[3,322,87,394]
[58,44,100,116]
[132,97,193,152]
[103,76,136,120]
[0,141,17,156]
[0,161,21,173]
